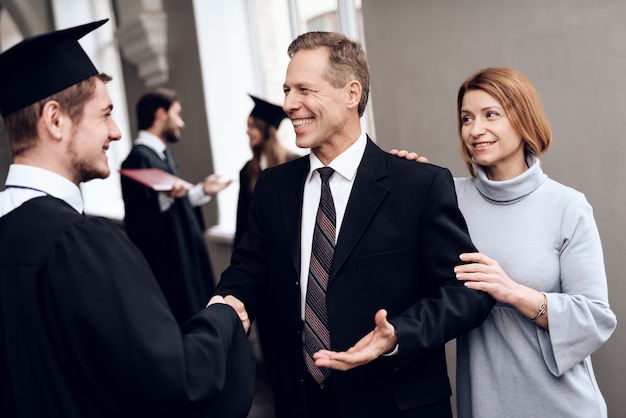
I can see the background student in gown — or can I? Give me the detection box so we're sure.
[121,87,231,325]
[0,19,254,418]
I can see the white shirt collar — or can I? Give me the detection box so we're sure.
[259,153,268,171]
[307,131,367,182]
[135,130,167,159]
[5,164,84,213]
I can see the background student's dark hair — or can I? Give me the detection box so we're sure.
[136,87,179,130]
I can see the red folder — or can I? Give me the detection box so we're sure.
[120,168,193,191]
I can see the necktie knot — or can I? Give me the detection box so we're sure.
[317,167,334,184]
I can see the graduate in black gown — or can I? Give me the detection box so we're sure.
[0,19,253,418]
[121,88,231,325]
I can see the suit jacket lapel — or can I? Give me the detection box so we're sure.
[280,157,309,275]
[330,138,389,280]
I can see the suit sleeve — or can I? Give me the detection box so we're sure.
[389,168,495,364]
[234,163,252,249]
[215,166,276,321]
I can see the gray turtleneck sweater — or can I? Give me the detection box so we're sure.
[453,155,616,418]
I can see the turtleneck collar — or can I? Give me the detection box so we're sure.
[474,154,548,205]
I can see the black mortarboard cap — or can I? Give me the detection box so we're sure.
[248,94,287,128]
[0,19,108,117]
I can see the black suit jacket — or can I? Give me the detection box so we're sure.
[217,138,494,417]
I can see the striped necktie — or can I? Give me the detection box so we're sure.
[304,166,336,385]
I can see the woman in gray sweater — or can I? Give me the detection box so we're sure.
[395,66,616,417]
[451,67,616,417]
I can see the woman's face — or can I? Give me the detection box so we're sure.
[460,89,527,180]
[247,116,264,148]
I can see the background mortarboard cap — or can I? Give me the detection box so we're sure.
[0,19,108,117]
[248,94,287,128]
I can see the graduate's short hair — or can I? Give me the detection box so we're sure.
[3,73,112,157]
[136,88,179,130]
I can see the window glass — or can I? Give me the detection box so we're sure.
[293,0,363,38]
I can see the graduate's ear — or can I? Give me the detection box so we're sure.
[155,106,168,122]
[39,100,65,141]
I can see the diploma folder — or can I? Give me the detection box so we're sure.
[119,168,193,191]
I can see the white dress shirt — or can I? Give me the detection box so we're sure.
[1,164,83,217]
[299,132,367,319]
[134,130,211,212]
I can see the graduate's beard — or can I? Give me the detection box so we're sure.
[164,133,178,143]
[163,124,180,144]
[75,160,109,183]
[67,139,110,183]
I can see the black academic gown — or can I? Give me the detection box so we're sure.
[121,144,214,325]
[0,196,254,418]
